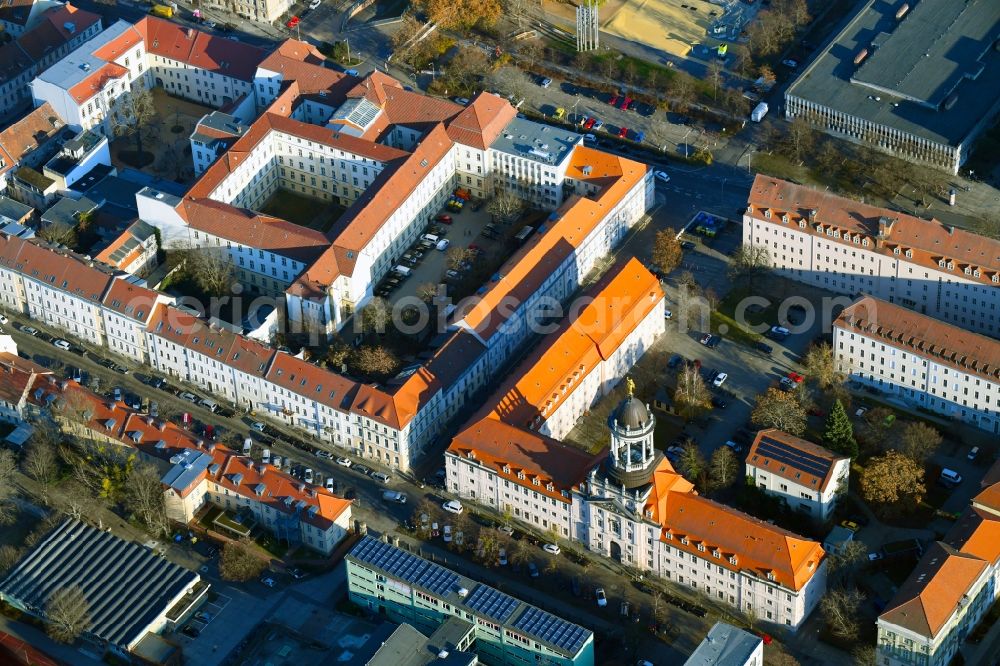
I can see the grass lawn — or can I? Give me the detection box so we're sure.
[259,189,344,233]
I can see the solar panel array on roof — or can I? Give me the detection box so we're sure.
[351,537,459,596]
[756,434,832,480]
[464,584,520,623]
[513,605,590,654]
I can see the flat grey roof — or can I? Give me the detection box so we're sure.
[161,449,213,492]
[192,111,247,145]
[366,620,476,666]
[685,622,762,666]
[40,196,97,228]
[0,519,200,651]
[490,117,580,168]
[786,0,1000,147]
[0,195,32,223]
[347,536,593,658]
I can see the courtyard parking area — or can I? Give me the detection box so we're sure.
[380,197,545,306]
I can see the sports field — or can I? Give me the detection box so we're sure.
[601,0,720,56]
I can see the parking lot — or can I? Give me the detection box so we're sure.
[378,196,543,306]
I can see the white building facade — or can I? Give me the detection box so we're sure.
[834,296,1000,434]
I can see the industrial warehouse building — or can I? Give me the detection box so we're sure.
[0,519,207,660]
[785,0,1000,174]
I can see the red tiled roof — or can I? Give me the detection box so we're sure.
[835,295,1000,382]
[383,87,463,128]
[178,198,330,264]
[17,4,100,62]
[0,233,114,303]
[748,175,1000,285]
[445,92,518,150]
[263,350,358,411]
[101,278,159,323]
[138,16,265,82]
[68,62,129,103]
[0,352,48,405]
[0,102,65,165]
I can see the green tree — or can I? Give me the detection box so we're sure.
[823,400,858,458]
[676,441,706,484]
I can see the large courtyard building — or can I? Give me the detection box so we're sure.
[744,176,1000,338]
[784,0,1000,173]
[833,296,1000,434]
[346,535,595,666]
[447,261,826,630]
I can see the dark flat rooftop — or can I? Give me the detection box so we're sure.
[786,0,1000,147]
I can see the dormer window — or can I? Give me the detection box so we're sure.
[893,247,900,255]
[947,262,954,270]
[712,549,721,558]
[664,532,673,540]
[729,556,738,565]
[766,571,776,581]
[938,259,947,268]
[764,209,771,219]
[680,537,689,545]
[965,266,972,275]
[993,275,999,284]
[697,543,706,552]
[904,249,912,258]
[798,220,806,229]
[531,477,540,486]
[862,238,869,247]
[814,224,822,232]
[781,214,788,224]
[546,482,554,491]
[502,464,511,474]
[516,471,525,480]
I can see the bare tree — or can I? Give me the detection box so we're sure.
[0,449,19,526]
[46,585,91,644]
[485,67,531,104]
[349,345,400,378]
[38,222,78,249]
[219,539,267,582]
[446,247,475,270]
[360,297,392,334]
[828,539,869,583]
[896,422,942,464]
[728,244,772,293]
[667,74,696,113]
[709,446,739,490]
[0,544,21,576]
[674,366,712,420]
[185,249,234,297]
[820,587,864,640]
[705,60,724,100]
[487,190,525,223]
[752,387,807,435]
[22,439,57,488]
[61,479,101,521]
[111,88,156,156]
[416,282,439,302]
[125,463,169,536]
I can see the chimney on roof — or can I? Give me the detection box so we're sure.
[64,21,76,34]
[185,28,195,40]
[876,216,896,248]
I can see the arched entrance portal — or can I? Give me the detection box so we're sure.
[610,541,623,563]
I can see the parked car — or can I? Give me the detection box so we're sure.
[309,0,321,8]
[539,77,552,88]
[304,468,314,483]
[443,499,464,514]
[968,446,980,461]
[20,325,38,336]
[654,170,670,183]
[443,525,453,543]
[618,126,629,138]
[840,519,860,532]
[371,471,391,484]
[325,477,336,491]
[755,341,773,354]
[595,588,607,607]
[782,58,799,68]
[285,16,300,28]
[713,372,728,387]
[667,354,683,369]
[542,543,561,555]
[527,561,539,578]
[260,576,276,587]
[498,549,508,566]
[53,339,71,351]
[382,490,407,504]
[181,624,200,638]
[179,392,198,403]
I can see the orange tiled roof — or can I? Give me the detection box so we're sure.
[0,233,115,303]
[68,62,129,103]
[835,295,1000,382]
[449,418,604,503]
[945,506,1000,567]
[0,353,48,405]
[746,429,847,493]
[485,258,662,428]
[459,147,647,340]
[659,492,825,591]
[748,175,1000,285]
[880,542,988,638]
[102,279,159,323]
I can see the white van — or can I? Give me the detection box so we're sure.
[393,265,412,277]
[242,438,253,455]
[422,234,439,244]
[261,448,271,464]
[940,468,963,487]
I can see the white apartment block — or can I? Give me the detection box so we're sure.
[31,16,265,136]
[834,296,1000,434]
[745,429,850,522]
[744,176,1000,338]
[877,475,1000,666]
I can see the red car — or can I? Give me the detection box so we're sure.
[618,127,629,138]
[787,371,805,383]
[620,96,632,109]
[608,95,619,106]
[585,117,597,129]
[435,214,452,224]
[286,16,300,28]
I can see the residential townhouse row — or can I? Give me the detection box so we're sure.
[446,259,827,631]
[31,375,352,555]
[833,295,1000,434]
[743,175,1000,339]
[877,462,1000,666]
